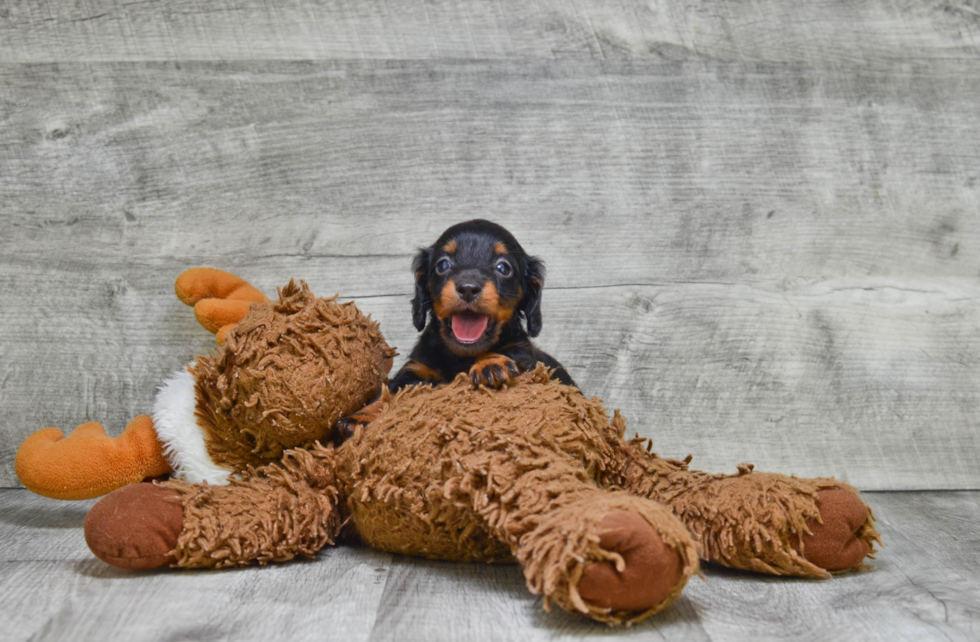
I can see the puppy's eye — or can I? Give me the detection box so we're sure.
[495,260,513,278]
[435,258,452,275]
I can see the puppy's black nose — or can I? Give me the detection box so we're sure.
[456,281,482,303]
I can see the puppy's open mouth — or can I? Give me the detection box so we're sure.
[451,311,490,344]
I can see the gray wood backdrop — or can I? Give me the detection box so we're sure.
[2,0,979,491]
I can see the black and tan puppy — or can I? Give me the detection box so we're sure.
[338,219,574,432]
[391,219,574,391]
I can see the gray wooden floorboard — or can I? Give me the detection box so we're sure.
[0,492,393,642]
[1,489,977,641]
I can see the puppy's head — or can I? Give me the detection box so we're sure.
[412,219,545,356]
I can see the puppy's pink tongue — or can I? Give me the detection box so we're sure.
[452,313,489,343]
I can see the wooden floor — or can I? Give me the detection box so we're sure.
[2,489,978,641]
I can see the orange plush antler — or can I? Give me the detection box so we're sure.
[15,415,172,500]
[175,268,268,344]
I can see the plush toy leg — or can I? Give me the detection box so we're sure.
[613,444,879,577]
[15,415,172,500]
[667,472,878,578]
[465,463,699,625]
[84,444,343,570]
[174,268,269,344]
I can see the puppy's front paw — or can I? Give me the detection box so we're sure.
[332,400,383,442]
[469,354,520,388]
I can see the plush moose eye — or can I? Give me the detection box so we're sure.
[435,258,452,275]
[495,260,513,277]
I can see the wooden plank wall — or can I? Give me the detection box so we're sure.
[1,1,979,490]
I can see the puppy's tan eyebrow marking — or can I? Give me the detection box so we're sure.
[443,240,457,253]
[494,242,507,255]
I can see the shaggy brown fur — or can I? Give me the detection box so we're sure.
[611,444,878,578]
[167,446,341,568]
[164,366,877,625]
[190,281,395,471]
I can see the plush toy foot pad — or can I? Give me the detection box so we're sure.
[85,483,183,570]
[578,511,685,612]
[803,487,873,571]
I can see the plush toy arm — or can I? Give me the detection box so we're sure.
[15,416,172,500]
[174,268,269,345]
[84,444,342,570]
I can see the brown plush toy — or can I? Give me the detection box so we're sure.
[16,269,395,498]
[17,270,879,626]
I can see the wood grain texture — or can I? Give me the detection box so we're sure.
[684,491,980,642]
[1,0,979,63]
[4,269,977,490]
[0,493,393,642]
[2,55,979,489]
[2,60,979,291]
[2,489,977,641]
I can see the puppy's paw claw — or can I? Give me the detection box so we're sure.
[469,355,520,389]
[332,400,383,442]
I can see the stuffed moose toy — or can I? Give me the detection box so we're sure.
[16,268,879,625]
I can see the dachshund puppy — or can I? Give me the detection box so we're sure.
[391,218,574,391]
[337,219,574,433]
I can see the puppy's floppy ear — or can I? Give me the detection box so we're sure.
[520,256,545,337]
[411,247,433,331]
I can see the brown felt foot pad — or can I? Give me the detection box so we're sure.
[578,511,685,612]
[803,487,871,571]
[84,482,184,570]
